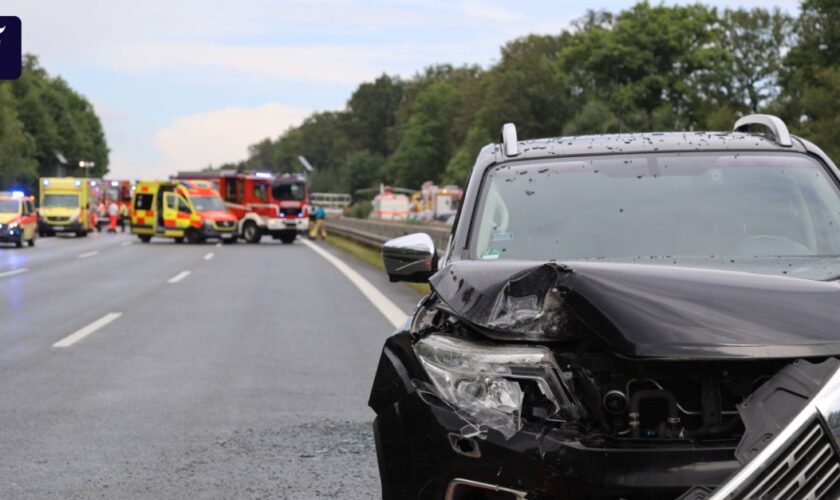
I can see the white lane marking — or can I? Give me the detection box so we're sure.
[204,252,214,261]
[78,251,99,259]
[168,270,191,283]
[121,241,133,247]
[0,268,27,278]
[53,312,122,348]
[300,239,405,329]
[215,242,222,248]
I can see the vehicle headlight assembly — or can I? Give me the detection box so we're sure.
[7,222,19,230]
[414,335,581,439]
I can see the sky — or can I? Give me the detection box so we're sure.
[6,0,801,180]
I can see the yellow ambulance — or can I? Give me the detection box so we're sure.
[0,191,38,247]
[131,180,237,243]
[38,177,96,237]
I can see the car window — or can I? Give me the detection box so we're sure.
[134,193,153,211]
[473,152,840,261]
[178,197,191,214]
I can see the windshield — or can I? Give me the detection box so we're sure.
[272,182,306,201]
[190,195,226,212]
[42,194,80,208]
[0,199,19,213]
[473,153,840,275]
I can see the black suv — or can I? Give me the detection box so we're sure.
[368,115,840,499]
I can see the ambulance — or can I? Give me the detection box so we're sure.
[0,191,37,248]
[130,180,237,243]
[38,177,96,237]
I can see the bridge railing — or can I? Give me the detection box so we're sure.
[323,217,450,255]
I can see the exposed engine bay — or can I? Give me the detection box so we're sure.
[412,259,840,448]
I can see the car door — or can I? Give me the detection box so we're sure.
[175,195,194,232]
[161,192,183,237]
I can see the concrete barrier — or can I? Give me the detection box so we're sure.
[324,217,450,254]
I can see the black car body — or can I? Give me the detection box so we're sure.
[368,116,840,499]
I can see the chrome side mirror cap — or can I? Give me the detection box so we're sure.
[382,233,438,283]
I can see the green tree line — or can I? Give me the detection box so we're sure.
[236,0,838,194]
[0,55,109,192]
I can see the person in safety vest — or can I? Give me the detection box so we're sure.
[119,204,129,232]
[308,206,327,240]
[107,201,119,233]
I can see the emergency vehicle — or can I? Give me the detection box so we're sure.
[173,171,308,244]
[38,177,96,237]
[130,180,237,243]
[0,191,37,248]
[371,186,410,221]
[96,179,133,231]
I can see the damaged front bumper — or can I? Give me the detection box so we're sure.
[369,333,741,499]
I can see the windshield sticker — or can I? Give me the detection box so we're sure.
[481,248,502,260]
[491,231,513,242]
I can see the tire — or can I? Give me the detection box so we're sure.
[138,235,152,243]
[222,236,237,244]
[76,230,87,238]
[279,232,296,244]
[174,237,185,244]
[185,228,203,244]
[243,221,262,244]
[15,239,22,248]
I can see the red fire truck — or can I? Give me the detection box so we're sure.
[95,179,133,231]
[174,171,309,244]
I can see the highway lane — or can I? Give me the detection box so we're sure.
[0,233,420,499]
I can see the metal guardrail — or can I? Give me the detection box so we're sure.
[324,217,450,254]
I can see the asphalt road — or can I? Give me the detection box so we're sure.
[0,231,421,499]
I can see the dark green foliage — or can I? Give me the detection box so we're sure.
[243,2,834,193]
[0,55,109,192]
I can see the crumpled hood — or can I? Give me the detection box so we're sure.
[430,260,840,360]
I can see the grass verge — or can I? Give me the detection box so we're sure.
[323,233,430,295]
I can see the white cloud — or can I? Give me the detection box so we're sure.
[137,103,309,179]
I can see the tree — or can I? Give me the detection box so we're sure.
[0,83,37,188]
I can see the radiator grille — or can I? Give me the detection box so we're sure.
[742,419,840,500]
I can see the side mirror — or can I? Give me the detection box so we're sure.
[382,233,438,283]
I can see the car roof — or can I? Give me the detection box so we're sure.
[487,131,808,164]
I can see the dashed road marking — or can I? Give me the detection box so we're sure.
[215,242,222,248]
[121,241,133,247]
[78,251,99,259]
[300,239,406,329]
[53,312,122,348]
[168,270,191,284]
[0,268,27,279]
[204,252,214,261]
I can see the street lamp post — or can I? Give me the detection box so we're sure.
[79,160,95,179]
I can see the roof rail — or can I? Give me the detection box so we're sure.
[501,123,520,157]
[733,114,793,148]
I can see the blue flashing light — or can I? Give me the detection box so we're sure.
[42,179,49,187]
[111,181,119,187]
[255,172,273,179]
[74,180,82,187]
[11,191,24,199]
[279,212,285,218]
[297,212,303,218]
[90,180,97,187]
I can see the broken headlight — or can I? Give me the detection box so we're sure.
[414,334,581,439]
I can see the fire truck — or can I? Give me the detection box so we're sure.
[95,179,133,231]
[174,170,309,244]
